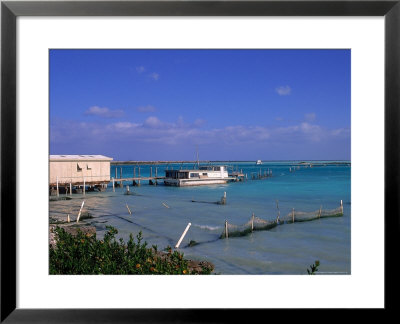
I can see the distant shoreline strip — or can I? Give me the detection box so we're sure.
[111,160,351,165]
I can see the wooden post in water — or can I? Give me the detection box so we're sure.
[319,206,322,218]
[251,213,255,232]
[225,220,229,239]
[276,200,280,223]
[126,203,132,215]
[292,208,295,223]
[149,167,153,185]
[340,200,343,214]
[112,177,115,192]
[138,167,141,186]
[220,192,227,205]
[175,222,192,248]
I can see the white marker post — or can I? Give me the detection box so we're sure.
[175,223,191,248]
[76,201,85,223]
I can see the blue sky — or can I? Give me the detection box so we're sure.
[50,49,350,161]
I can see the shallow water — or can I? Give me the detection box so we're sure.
[49,161,351,275]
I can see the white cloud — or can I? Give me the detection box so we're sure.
[136,66,145,73]
[51,116,349,153]
[84,106,124,118]
[275,85,292,96]
[144,116,162,128]
[305,113,316,122]
[148,72,160,81]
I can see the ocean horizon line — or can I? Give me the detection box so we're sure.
[111,159,351,165]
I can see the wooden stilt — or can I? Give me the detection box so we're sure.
[56,176,59,197]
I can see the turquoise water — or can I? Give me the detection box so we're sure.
[49,161,351,275]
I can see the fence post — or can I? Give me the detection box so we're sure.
[276,200,280,223]
[220,192,227,205]
[175,222,191,248]
[225,220,229,238]
[126,203,132,215]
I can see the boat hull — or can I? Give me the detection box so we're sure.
[164,179,229,187]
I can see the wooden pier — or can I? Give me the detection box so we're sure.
[112,176,166,187]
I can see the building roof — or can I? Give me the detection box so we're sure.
[50,155,113,161]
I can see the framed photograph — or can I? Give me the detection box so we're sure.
[1,0,398,321]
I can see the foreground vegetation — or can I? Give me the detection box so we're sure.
[50,226,213,275]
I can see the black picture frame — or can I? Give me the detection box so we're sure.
[1,0,398,322]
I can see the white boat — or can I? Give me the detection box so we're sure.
[256,160,262,165]
[164,165,232,187]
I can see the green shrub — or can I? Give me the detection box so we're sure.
[307,260,320,275]
[50,226,206,275]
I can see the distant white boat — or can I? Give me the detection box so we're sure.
[256,160,262,165]
[164,165,231,187]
